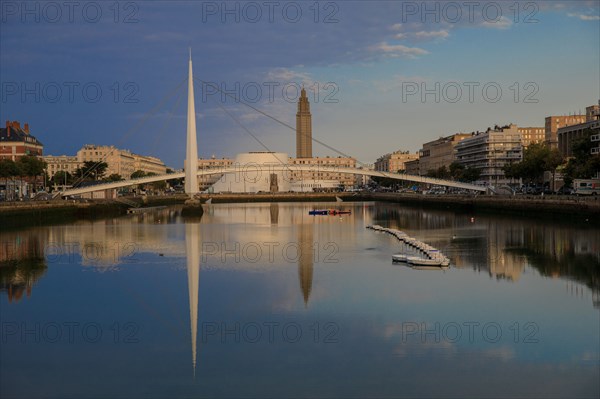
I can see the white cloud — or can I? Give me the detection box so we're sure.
[371,42,429,58]
[567,12,600,21]
[388,23,450,42]
[414,30,450,40]
[265,67,313,84]
[480,16,513,29]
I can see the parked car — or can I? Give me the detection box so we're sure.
[555,186,574,195]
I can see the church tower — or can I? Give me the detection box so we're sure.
[296,87,312,158]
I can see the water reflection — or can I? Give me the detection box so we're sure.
[0,230,48,303]
[0,258,47,303]
[298,219,314,306]
[185,221,201,376]
[1,202,598,397]
[1,203,598,308]
[372,204,600,307]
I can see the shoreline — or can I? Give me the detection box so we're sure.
[1,192,598,227]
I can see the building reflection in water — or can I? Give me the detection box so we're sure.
[0,230,48,303]
[371,204,600,307]
[270,203,279,225]
[1,202,598,310]
[298,220,314,307]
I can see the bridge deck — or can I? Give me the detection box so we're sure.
[58,165,486,197]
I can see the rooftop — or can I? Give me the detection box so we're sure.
[0,120,43,146]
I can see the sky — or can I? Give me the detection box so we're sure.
[1,0,599,168]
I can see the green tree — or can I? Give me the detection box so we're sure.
[15,155,47,193]
[0,159,21,200]
[564,129,599,186]
[461,167,482,182]
[74,161,108,181]
[17,155,46,177]
[19,155,47,187]
[425,166,450,179]
[105,173,124,182]
[130,170,146,179]
[449,162,465,179]
[502,142,562,185]
[52,171,72,186]
[0,159,19,178]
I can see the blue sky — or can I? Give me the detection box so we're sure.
[1,0,599,168]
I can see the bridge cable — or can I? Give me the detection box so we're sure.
[194,78,400,180]
[203,86,294,173]
[148,84,186,170]
[66,77,188,192]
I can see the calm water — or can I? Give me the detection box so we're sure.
[1,202,599,398]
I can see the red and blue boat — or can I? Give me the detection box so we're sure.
[308,209,352,216]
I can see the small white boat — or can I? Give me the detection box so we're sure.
[407,256,446,266]
[392,254,408,262]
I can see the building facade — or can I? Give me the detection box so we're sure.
[76,144,167,178]
[404,158,420,176]
[418,133,472,175]
[210,152,292,193]
[592,133,600,156]
[42,155,80,179]
[289,156,356,189]
[545,114,586,149]
[197,156,234,191]
[455,124,522,186]
[557,102,600,157]
[133,154,167,176]
[296,87,312,158]
[374,151,418,173]
[0,121,43,160]
[517,127,545,147]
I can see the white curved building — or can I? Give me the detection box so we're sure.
[209,152,292,193]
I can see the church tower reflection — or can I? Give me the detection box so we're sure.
[185,222,201,376]
[298,221,314,307]
[270,203,279,225]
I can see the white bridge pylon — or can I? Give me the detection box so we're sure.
[58,165,487,197]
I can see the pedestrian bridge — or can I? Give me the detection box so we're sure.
[57,164,486,197]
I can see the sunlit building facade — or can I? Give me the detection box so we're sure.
[455,124,522,186]
[76,144,167,178]
[374,151,418,173]
[418,133,473,175]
